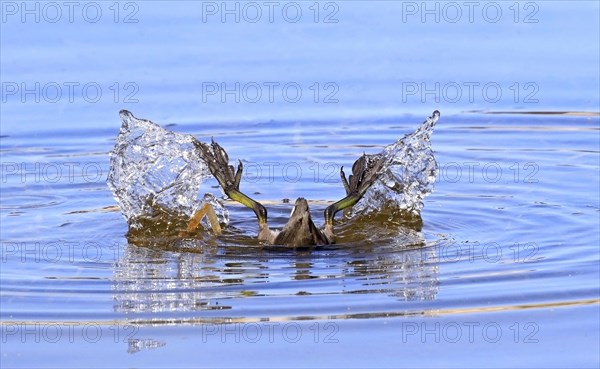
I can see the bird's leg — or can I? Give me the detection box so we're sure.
[340,167,351,195]
[324,153,385,227]
[187,202,222,234]
[195,138,272,241]
[339,167,353,218]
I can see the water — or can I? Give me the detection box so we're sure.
[107,110,229,231]
[106,109,439,244]
[351,110,439,217]
[1,2,599,368]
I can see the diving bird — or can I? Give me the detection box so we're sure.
[194,139,386,247]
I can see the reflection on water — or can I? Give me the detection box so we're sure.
[113,218,440,319]
[127,338,166,354]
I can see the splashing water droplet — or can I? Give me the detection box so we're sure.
[107,110,228,230]
[349,111,440,218]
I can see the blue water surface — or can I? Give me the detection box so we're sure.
[1,1,599,368]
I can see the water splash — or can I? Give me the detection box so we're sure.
[349,110,439,217]
[107,110,438,233]
[107,110,228,230]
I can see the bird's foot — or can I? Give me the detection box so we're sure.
[186,202,222,235]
